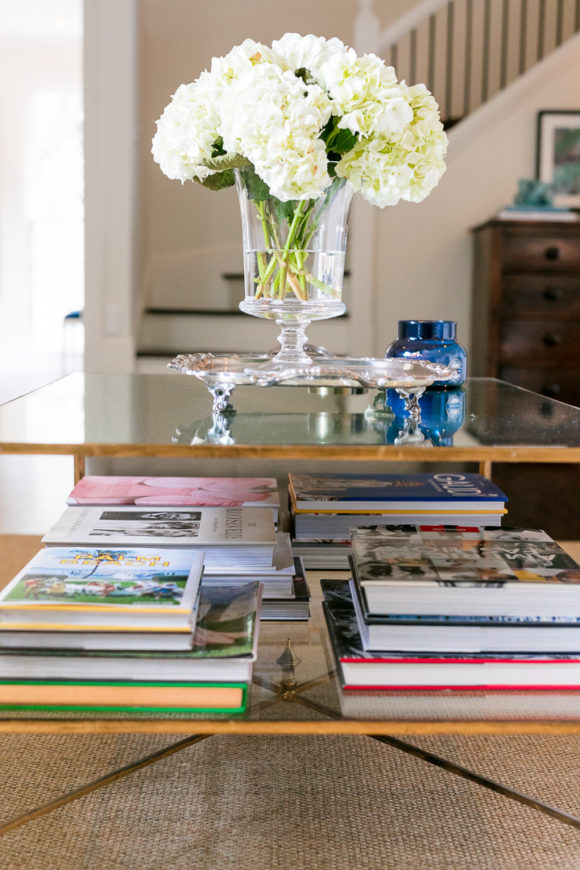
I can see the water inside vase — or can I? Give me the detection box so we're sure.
[242,248,346,317]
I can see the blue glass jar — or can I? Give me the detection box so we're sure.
[385,320,467,385]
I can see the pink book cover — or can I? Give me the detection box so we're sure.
[67,476,280,508]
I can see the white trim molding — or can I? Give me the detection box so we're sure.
[83,0,137,372]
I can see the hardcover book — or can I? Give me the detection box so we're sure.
[0,581,262,683]
[0,547,204,630]
[259,560,311,621]
[42,506,276,568]
[322,581,580,689]
[289,472,507,513]
[0,680,248,714]
[67,475,280,509]
[350,526,580,618]
[292,510,502,541]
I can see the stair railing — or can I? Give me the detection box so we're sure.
[356,0,580,126]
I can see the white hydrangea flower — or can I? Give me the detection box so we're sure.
[272,32,354,80]
[210,38,279,82]
[152,32,448,207]
[336,84,448,207]
[220,63,332,200]
[151,73,222,183]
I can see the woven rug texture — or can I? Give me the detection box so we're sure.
[0,734,579,869]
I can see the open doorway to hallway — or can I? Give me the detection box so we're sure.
[0,0,83,401]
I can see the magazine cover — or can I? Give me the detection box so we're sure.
[42,506,276,549]
[289,472,507,512]
[0,547,204,613]
[67,475,280,508]
[351,526,580,587]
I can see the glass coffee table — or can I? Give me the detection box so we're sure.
[0,373,579,734]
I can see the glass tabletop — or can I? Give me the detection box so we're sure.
[0,374,579,459]
[2,571,580,734]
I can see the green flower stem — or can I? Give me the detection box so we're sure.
[250,197,338,302]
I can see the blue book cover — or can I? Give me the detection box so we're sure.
[289,472,507,512]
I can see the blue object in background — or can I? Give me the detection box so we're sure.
[385,386,466,446]
[385,320,467,385]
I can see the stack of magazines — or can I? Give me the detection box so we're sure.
[322,525,580,691]
[0,546,262,715]
[289,472,508,569]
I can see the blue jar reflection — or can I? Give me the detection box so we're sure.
[384,386,466,445]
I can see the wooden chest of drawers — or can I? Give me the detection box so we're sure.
[471,219,580,406]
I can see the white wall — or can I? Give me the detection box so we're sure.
[371,32,580,359]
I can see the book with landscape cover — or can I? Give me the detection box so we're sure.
[0,547,204,631]
[350,525,580,618]
[289,472,507,514]
[42,506,276,568]
[67,475,280,512]
[322,580,580,689]
[0,582,263,713]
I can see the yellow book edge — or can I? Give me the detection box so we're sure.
[291,508,508,515]
[0,602,191,613]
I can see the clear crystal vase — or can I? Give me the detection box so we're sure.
[235,167,353,367]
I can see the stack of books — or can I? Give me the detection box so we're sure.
[0,546,262,714]
[323,525,580,691]
[289,472,508,568]
[61,475,309,621]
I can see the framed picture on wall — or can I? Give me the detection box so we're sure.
[536,110,580,208]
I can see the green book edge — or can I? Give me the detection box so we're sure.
[0,681,248,715]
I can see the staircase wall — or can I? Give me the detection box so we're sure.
[370,32,580,360]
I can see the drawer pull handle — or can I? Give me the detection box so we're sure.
[544,246,561,261]
[543,287,563,301]
[542,332,562,347]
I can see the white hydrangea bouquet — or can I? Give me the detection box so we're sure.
[153,33,447,359]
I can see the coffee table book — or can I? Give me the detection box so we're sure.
[0,547,204,631]
[350,525,580,619]
[0,582,262,714]
[322,581,580,690]
[260,561,311,621]
[42,506,276,568]
[289,472,507,513]
[202,532,294,594]
[67,475,280,513]
[0,680,248,714]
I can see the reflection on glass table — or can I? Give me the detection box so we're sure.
[174,386,468,448]
[0,376,580,460]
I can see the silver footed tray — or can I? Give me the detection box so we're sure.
[168,351,455,421]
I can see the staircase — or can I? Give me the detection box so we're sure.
[355,0,580,127]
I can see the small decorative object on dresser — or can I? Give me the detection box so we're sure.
[152,33,448,365]
[471,218,580,406]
